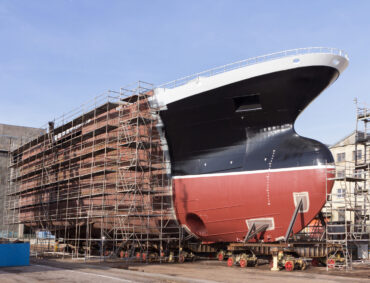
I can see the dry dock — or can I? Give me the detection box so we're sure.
[0,257,369,283]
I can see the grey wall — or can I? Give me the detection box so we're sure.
[0,123,45,237]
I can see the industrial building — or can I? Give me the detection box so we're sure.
[0,123,45,238]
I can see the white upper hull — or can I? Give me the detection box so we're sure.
[154,48,349,107]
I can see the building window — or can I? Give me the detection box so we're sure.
[352,150,362,161]
[337,170,345,178]
[353,169,364,179]
[338,208,345,222]
[337,152,345,162]
[337,188,346,198]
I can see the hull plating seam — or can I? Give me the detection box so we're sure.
[172,165,335,179]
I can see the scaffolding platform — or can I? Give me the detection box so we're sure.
[323,102,370,271]
[4,86,182,261]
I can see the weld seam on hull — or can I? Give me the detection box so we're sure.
[173,165,334,179]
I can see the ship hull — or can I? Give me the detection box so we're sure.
[156,62,345,242]
[173,166,334,242]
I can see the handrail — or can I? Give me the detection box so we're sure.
[157,47,349,90]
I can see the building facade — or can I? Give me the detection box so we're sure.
[328,130,369,260]
[329,131,368,220]
[329,131,369,220]
[0,123,45,237]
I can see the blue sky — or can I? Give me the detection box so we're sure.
[0,0,369,145]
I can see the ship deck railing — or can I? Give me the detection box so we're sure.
[157,47,349,90]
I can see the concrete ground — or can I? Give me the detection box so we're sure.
[0,257,369,283]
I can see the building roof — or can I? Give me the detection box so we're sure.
[0,123,45,152]
[330,131,365,148]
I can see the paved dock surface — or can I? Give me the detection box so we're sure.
[0,258,368,282]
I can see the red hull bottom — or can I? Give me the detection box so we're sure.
[173,166,334,242]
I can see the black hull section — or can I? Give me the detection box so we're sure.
[160,66,338,176]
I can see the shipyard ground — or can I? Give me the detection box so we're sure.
[0,257,369,283]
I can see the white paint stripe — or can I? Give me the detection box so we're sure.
[33,264,134,282]
[172,165,335,180]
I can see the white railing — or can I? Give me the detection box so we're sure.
[157,47,348,90]
[47,91,120,131]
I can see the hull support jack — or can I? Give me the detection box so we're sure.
[284,199,303,242]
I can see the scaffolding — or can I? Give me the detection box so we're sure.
[325,103,370,271]
[4,84,182,261]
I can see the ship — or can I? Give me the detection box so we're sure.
[8,48,349,252]
[153,47,349,243]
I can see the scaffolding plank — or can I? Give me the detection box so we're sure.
[12,147,116,181]
[12,191,112,210]
[119,116,155,126]
[119,165,159,172]
[329,176,367,182]
[120,93,150,103]
[120,141,152,149]
[9,169,115,196]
